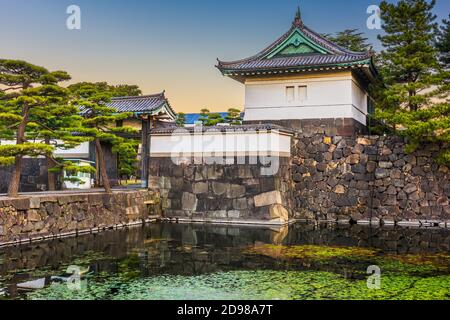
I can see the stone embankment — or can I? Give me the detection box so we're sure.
[293,134,449,226]
[0,190,159,246]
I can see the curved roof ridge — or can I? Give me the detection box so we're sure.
[301,24,370,57]
[111,91,165,101]
[217,16,372,70]
[217,24,296,67]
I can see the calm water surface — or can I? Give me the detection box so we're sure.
[0,222,449,300]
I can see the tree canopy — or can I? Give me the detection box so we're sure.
[68,82,138,193]
[324,29,371,52]
[436,14,450,67]
[225,108,242,125]
[0,59,83,196]
[372,0,449,165]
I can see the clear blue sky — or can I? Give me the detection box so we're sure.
[1,0,449,112]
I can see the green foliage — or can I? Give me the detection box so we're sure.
[0,60,81,183]
[197,108,226,126]
[23,244,450,300]
[225,108,242,125]
[372,0,449,165]
[204,113,225,126]
[113,139,139,178]
[69,82,139,186]
[436,14,450,67]
[376,0,439,111]
[375,103,450,164]
[0,143,53,165]
[0,59,48,89]
[198,108,210,125]
[324,29,371,52]
[67,82,141,98]
[175,112,186,127]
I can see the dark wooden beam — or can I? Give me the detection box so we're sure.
[141,116,152,188]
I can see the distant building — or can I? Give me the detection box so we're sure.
[108,92,176,187]
[216,8,378,135]
[0,92,177,193]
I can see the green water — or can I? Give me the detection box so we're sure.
[0,223,449,300]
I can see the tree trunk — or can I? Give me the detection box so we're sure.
[409,88,418,112]
[7,103,30,198]
[45,137,56,191]
[7,156,22,198]
[95,138,112,194]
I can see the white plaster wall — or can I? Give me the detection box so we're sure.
[54,142,90,158]
[243,73,368,125]
[0,140,90,159]
[150,131,292,157]
[352,80,368,116]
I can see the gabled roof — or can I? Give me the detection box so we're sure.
[217,8,377,82]
[107,92,177,120]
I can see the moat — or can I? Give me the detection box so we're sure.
[0,222,449,300]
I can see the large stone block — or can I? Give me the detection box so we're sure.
[29,197,41,209]
[227,210,241,219]
[193,182,209,194]
[9,198,31,211]
[254,191,283,207]
[269,204,289,222]
[27,210,41,222]
[233,198,248,210]
[182,192,197,211]
[375,168,389,179]
[227,184,246,199]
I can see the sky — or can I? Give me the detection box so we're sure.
[0,0,449,113]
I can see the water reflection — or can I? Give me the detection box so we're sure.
[0,222,449,300]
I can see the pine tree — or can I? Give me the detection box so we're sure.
[0,59,74,197]
[325,29,371,52]
[67,82,142,98]
[373,0,449,165]
[199,109,210,125]
[205,113,225,126]
[115,140,139,183]
[25,71,94,190]
[377,0,439,112]
[175,112,186,127]
[68,83,138,193]
[436,14,450,67]
[225,108,242,125]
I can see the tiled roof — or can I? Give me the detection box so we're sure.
[217,12,375,75]
[107,92,175,115]
[80,92,177,120]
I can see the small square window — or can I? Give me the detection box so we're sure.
[298,86,307,101]
[286,86,295,102]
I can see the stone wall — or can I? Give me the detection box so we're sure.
[149,157,295,225]
[0,190,158,246]
[0,141,119,194]
[292,133,450,225]
[0,158,56,194]
[245,119,368,136]
[287,222,450,253]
